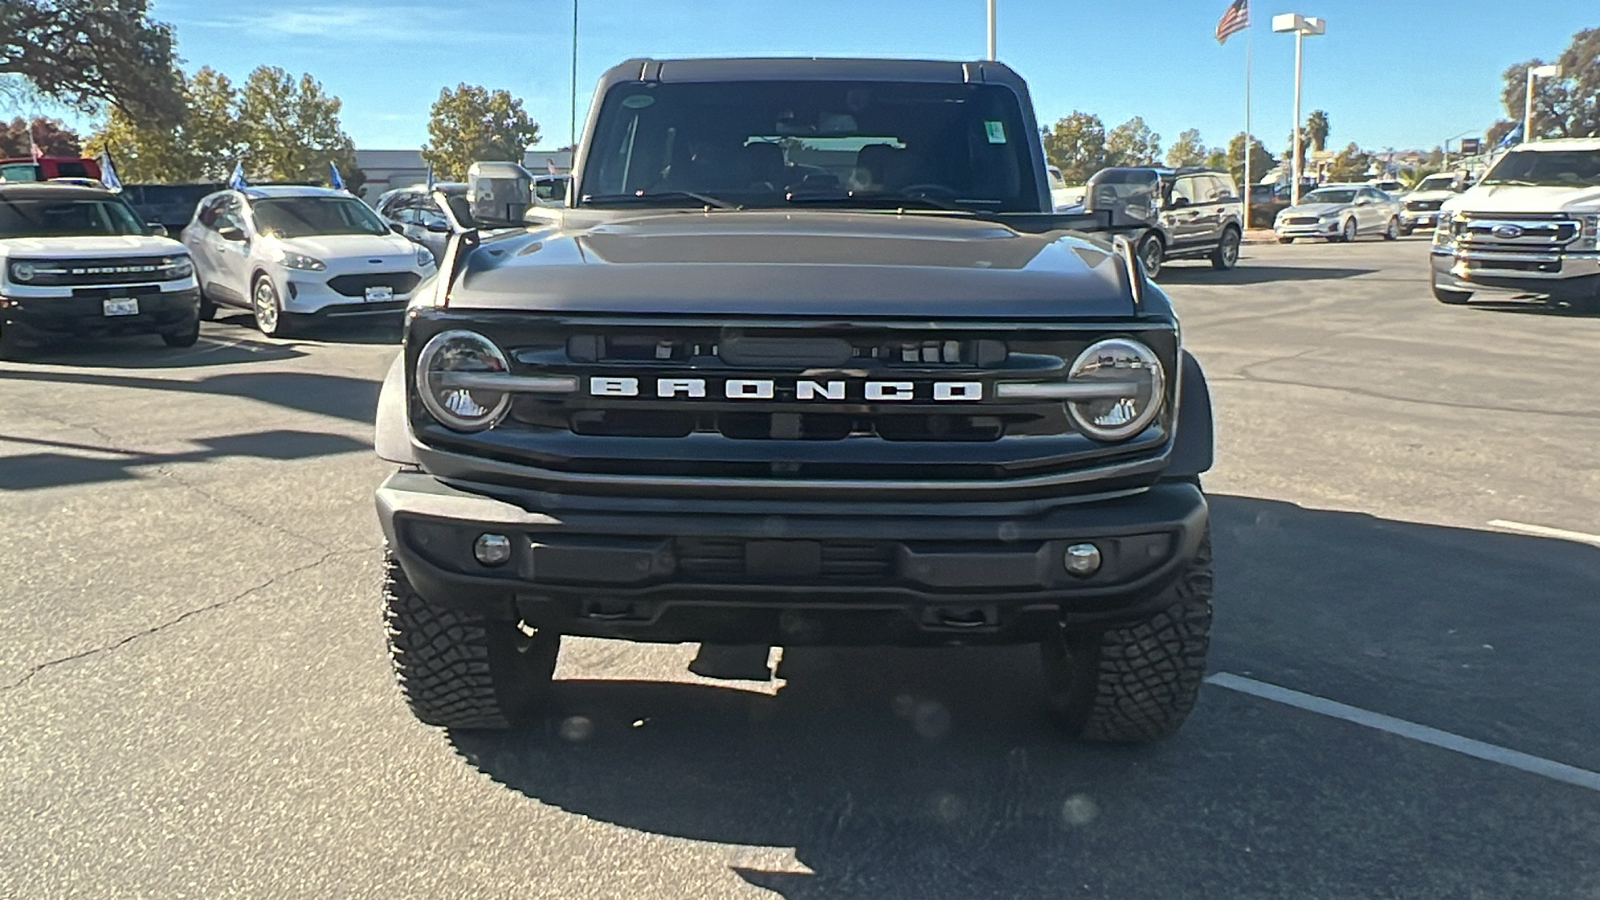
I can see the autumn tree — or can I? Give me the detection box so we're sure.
[1,0,184,127]
[421,84,541,181]
[1040,112,1107,183]
[1165,129,1208,168]
[1105,117,1162,167]
[1500,29,1600,139]
[1484,120,1518,148]
[86,67,245,182]
[1222,133,1276,187]
[0,116,81,157]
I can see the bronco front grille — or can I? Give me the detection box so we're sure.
[19,256,182,286]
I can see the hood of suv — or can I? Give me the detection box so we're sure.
[273,233,417,265]
[448,211,1138,318]
[0,234,186,259]
[1443,184,1600,215]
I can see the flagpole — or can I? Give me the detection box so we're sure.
[1243,26,1252,230]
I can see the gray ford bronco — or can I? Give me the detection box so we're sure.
[374,57,1217,743]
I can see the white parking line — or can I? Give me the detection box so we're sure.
[1206,673,1600,793]
[1487,520,1600,547]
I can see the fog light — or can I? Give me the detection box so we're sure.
[1063,543,1102,578]
[474,533,512,566]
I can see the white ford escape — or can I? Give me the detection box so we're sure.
[183,185,434,336]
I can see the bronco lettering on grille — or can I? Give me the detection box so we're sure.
[588,377,985,402]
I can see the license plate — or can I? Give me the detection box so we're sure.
[364,286,394,302]
[103,298,139,317]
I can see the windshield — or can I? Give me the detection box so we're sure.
[1415,175,1456,192]
[1482,149,1600,187]
[580,80,1040,212]
[0,196,146,237]
[1303,189,1356,204]
[250,196,389,238]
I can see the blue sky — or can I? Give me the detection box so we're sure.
[16,1,1597,155]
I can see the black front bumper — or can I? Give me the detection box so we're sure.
[2,288,200,341]
[376,471,1209,645]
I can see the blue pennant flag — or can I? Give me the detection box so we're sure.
[1497,122,1524,149]
[228,162,248,191]
[95,150,122,192]
[329,161,346,191]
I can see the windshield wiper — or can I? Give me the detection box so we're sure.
[583,191,737,210]
[783,189,978,214]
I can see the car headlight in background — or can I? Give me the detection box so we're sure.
[1576,214,1600,251]
[264,244,327,271]
[8,261,36,283]
[1065,338,1166,442]
[162,256,194,280]
[414,244,436,268]
[415,330,512,432]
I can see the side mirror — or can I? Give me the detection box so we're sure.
[1168,196,1191,210]
[146,222,169,238]
[425,221,451,233]
[389,222,405,235]
[218,225,246,242]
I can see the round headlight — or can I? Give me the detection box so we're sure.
[416,330,512,432]
[11,261,36,283]
[1066,338,1166,442]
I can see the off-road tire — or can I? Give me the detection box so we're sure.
[1210,226,1241,271]
[1041,531,1213,743]
[162,317,201,348]
[1136,232,1165,280]
[383,552,559,729]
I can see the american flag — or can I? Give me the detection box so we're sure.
[1215,0,1249,44]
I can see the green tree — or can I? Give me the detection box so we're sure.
[1484,120,1518,148]
[1040,112,1106,183]
[1305,110,1331,152]
[0,0,184,127]
[1326,142,1373,181]
[1500,29,1600,139]
[0,115,80,157]
[1224,132,1276,187]
[1165,129,1208,168]
[237,67,360,188]
[1105,116,1161,167]
[86,66,245,182]
[421,84,541,181]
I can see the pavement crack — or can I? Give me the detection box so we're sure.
[0,545,380,694]
[154,465,324,547]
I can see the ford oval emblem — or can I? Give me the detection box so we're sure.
[1491,224,1524,239]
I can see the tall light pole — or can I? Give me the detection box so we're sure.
[1524,64,1562,145]
[1272,13,1325,206]
[986,0,997,60]
[570,0,580,153]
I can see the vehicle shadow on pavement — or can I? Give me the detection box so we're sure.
[1468,300,1600,318]
[6,333,308,368]
[215,311,403,345]
[1156,264,1375,286]
[0,429,370,490]
[447,496,1600,899]
[0,368,382,423]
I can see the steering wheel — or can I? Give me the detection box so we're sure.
[899,183,959,199]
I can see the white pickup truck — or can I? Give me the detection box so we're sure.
[1431,138,1600,311]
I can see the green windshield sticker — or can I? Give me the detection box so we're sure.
[985,120,1007,144]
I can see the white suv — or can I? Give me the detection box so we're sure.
[1431,139,1600,310]
[183,185,435,336]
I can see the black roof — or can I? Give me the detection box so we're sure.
[0,182,117,201]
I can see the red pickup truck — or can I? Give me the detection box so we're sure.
[0,156,102,183]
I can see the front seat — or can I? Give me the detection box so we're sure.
[745,142,786,193]
[854,143,901,191]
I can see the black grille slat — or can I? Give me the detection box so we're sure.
[327,272,421,297]
[676,538,895,584]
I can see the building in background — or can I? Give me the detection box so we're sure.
[356,149,574,204]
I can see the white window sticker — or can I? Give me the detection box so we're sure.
[985,120,1007,144]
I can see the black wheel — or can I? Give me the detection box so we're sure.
[1210,227,1241,271]
[1383,218,1400,241]
[161,317,201,348]
[1136,232,1165,279]
[1277,237,1294,244]
[197,283,219,321]
[383,552,559,729]
[1041,531,1213,743]
[0,322,26,361]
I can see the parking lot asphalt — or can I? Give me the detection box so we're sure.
[2,236,1598,899]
